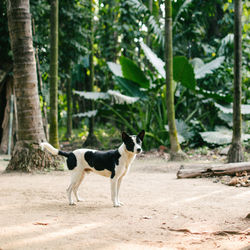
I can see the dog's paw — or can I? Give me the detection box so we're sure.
[113,203,121,207]
[118,201,124,206]
[69,202,76,206]
[76,198,83,202]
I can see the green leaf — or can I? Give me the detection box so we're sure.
[107,62,123,77]
[196,87,232,103]
[119,56,149,88]
[215,103,250,115]
[193,56,225,79]
[114,76,146,98]
[107,90,139,104]
[173,0,193,29]
[200,126,250,145]
[189,58,204,71]
[173,56,196,90]
[141,43,196,90]
[140,42,165,78]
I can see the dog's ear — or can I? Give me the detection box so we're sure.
[122,131,130,142]
[137,130,145,141]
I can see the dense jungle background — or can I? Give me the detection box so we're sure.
[0,0,249,155]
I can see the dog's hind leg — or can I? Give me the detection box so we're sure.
[73,171,85,202]
[67,168,82,205]
[66,183,74,205]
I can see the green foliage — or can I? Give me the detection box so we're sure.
[193,56,225,79]
[2,0,249,151]
[200,126,250,146]
[114,77,146,98]
[120,56,149,88]
[0,1,11,67]
[173,56,196,90]
[140,42,165,78]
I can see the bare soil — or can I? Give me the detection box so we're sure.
[0,154,249,250]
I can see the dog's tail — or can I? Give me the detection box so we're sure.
[40,142,70,157]
[40,142,77,170]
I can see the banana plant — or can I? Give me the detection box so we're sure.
[107,42,230,102]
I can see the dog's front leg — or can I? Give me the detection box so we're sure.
[110,178,120,207]
[117,177,124,206]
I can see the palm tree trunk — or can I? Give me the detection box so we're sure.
[165,0,186,161]
[228,0,244,162]
[83,0,100,148]
[89,8,94,138]
[66,75,72,139]
[49,0,59,148]
[6,0,62,172]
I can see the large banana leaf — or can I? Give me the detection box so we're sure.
[173,56,196,90]
[141,42,196,90]
[200,126,250,145]
[192,56,225,79]
[120,56,150,88]
[114,76,146,98]
[140,42,165,78]
[73,89,139,104]
[215,103,250,115]
[107,62,123,77]
[141,42,231,102]
[196,87,232,103]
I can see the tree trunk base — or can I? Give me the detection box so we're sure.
[6,141,64,172]
[170,150,188,161]
[228,143,244,163]
[82,133,101,148]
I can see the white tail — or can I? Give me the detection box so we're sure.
[40,142,59,155]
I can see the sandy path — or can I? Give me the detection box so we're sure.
[0,156,249,250]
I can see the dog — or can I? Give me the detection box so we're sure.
[40,130,145,207]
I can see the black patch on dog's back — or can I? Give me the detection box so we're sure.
[84,150,121,178]
[58,150,77,170]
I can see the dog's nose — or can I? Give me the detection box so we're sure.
[137,148,141,153]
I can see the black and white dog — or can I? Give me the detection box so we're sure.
[40,130,145,207]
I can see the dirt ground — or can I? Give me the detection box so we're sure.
[0,154,249,250]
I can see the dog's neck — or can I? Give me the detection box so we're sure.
[118,143,136,164]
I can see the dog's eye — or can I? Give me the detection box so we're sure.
[136,137,141,144]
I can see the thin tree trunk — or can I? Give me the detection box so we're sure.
[165,0,186,161]
[6,0,62,172]
[66,75,72,139]
[49,0,59,148]
[83,0,99,148]
[228,0,244,162]
[89,7,94,138]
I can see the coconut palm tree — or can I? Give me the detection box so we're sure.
[6,0,61,171]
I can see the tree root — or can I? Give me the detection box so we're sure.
[170,150,188,161]
[6,141,64,172]
[228,143,244,163]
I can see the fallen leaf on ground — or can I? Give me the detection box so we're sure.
[33,222,49,226]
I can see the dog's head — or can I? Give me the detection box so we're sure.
[122,130,145,154]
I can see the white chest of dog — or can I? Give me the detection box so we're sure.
[41,130,145,207]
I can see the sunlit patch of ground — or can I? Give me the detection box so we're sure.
[0,155,249,250]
